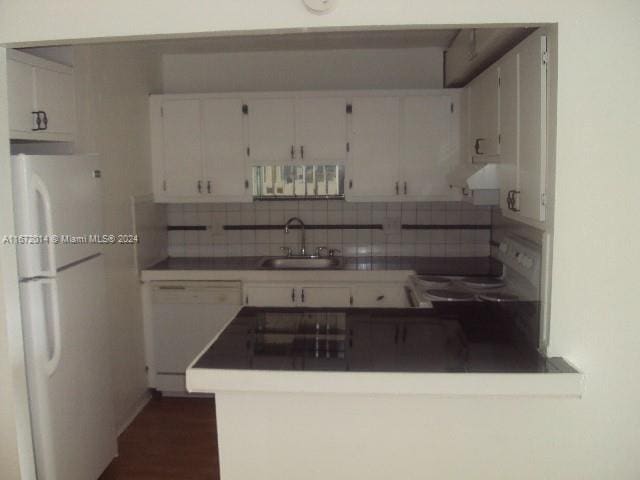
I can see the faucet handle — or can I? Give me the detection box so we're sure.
[328,248,341,257]
[315,246,329,257]
[280,246,292,257]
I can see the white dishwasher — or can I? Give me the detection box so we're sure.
[149,281,242,395]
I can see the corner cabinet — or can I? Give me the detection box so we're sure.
[467,28,550,227]
[7,50,76,142]
[150,95,252,203]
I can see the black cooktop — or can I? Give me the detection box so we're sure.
[192,307,575,374]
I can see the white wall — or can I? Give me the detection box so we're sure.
[162,47,443,92]
[72,43,162,431]
[0,1,639,479]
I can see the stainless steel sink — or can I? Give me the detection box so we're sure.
[259,256,344,269]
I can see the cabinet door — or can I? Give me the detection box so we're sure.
[352,284,408,308]
[153,303,239,374]
[498,54,519,213]
[400,95,454,200]
[295,97,348,164]
[517,34,548,222]
[7,59,34,134]
[397,321,464,372]
[202,98,250,200]
[245,285,297,307]
[34,67,75,135]
[347,96,400,199]
[468,66,500,158]
[247,98,295,163]
[162,99,203,197]
[299,286,352,307]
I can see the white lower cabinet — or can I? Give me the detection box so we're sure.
[245,282,407,308]
[148,281,242,394]
[351,283,409,308]
[244,283,351,307]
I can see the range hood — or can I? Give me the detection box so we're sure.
[448,163,500,205]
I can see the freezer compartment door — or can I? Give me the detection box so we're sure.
[12,154,103,277]
[20,254,116,480]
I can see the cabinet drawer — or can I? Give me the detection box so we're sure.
[352,284,408,308]
[152,281,242,304]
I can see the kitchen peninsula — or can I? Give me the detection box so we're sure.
[186,306,580,480]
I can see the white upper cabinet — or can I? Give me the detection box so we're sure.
[347,93,459,202]
[468,66,500,158]
[7,50,76,141]
[516,34,548,223]
[347,96,401,199]
[202,98,251,200]
[246,96,347,165]
[7,57,34,133]
[150,95,251,203]
[498,53,519,214]
[161,99,203,197]
[151,90,463,204]
[295,97,348,164]
[247,98,296,163]
[400,95,455,200]
[467,28,550,226]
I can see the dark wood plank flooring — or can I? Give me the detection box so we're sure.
[100,396,220,480]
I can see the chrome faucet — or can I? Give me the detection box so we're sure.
[284,217,306,256]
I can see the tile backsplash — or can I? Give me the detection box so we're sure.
[167,200,492,258]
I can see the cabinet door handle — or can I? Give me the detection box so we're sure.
[402,325,407,343]
[290,145,295,160]
[348,180,353,189]
[507,190,521,212]
[291,288,296,303]
[300,145,304,160]
[394,325,399,344]
[376,295,385,301]
[403,181,407,195]
[395,181,399,195]
[32,111,48,131]
[301,288,305,303]
[207,180,211,194]
[197,180,202,193]
[474,138,485,155]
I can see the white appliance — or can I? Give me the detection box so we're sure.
[148,281,242,395]
[12,154,117,480]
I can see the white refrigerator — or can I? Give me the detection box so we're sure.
[12,154,117,480]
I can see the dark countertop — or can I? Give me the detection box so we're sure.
[147,256,502,276]
[192,307,576,375]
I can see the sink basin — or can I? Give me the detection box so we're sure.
[259,256,344,269]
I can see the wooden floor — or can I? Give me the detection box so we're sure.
[100,396,220,480]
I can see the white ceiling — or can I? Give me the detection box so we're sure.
[146,28,460,54]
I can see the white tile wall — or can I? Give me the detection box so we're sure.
[167,200,492,258]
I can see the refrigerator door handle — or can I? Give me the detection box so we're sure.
[43,279,62,376]
[32,174,57,276]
